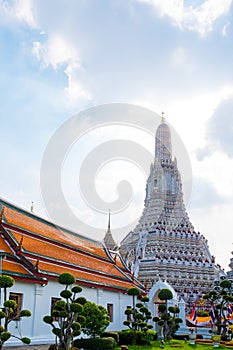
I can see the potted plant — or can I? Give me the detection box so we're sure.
[189,328,196,345]
[212,334,221,348]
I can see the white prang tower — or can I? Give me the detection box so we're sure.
[120,114,219,307]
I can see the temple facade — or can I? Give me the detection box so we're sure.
[120,116,220,309]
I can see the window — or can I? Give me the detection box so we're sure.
[107,303,113,322]
[51,297,61,321]
[9,292,23,320]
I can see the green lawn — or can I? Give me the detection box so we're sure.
[115,340,225,349]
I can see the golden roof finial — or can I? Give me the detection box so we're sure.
[161,111,165,123]
[30,201,34,213]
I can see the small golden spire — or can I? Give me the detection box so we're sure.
[161,111,165,123]
[30,201,34,213]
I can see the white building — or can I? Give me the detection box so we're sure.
[0,198,143,346]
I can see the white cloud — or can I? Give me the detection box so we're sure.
[222,22,231,36]
[138,0,232,36]
[32,35,90,103]
[64,62,91,102]
[32,35,78,70]
[0,0,37,27]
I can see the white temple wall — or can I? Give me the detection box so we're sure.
[6,280,131,346]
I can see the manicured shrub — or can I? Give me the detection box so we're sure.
[58,272,76,285]
[74,336,116,349]
[21,337,31,344]
[119,329,156,345]
[101,331,119,343]
[43,272,83,350]
[80,302,110,338]
[153,288,181,340]
[0,275,31,349]
[19,309,31,317]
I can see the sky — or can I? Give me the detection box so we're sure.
[0,0,233,271]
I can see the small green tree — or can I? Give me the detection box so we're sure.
[80,301,110,338]
[123,288,153,344]
[153,288,182,340]
[124,288,152,331]
[43,273,85,350]
[203,279,233,339]
[0,275,31,349]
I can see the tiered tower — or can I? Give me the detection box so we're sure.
[120,116,219,307]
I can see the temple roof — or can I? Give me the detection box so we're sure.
[0,198,143,292]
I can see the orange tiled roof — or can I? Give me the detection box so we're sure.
[9,230,127,279]
[3,260,31,276]
[2,205,107,258]
[0,238,13,254]
[0,198,143,292]
[32,259,137,290]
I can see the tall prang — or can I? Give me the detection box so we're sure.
[119,114,219,307]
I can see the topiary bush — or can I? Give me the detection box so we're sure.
[43,272,85,350]
[80,302,110,338]
[74,336,116,350]
[101,331,119,343]
[203,279,233,339]
[0,275,31,349]
[153,289,182,340]
[119,329,157,345]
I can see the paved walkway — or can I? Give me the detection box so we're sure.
[6,345,49,350]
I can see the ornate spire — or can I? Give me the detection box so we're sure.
[155,116,172,161]
[103,210,117,251]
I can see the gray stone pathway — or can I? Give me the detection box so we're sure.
[5,345,49,350]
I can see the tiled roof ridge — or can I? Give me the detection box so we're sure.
[41,272,137,292]
[115,252,130,271]
[22,251,131,282]
[3,270,47,283]
[113,263,143,286]
[0,197,101,246]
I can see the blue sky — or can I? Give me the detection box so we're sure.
[0,0,233,270]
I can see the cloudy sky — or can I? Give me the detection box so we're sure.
[0,0,233,271]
